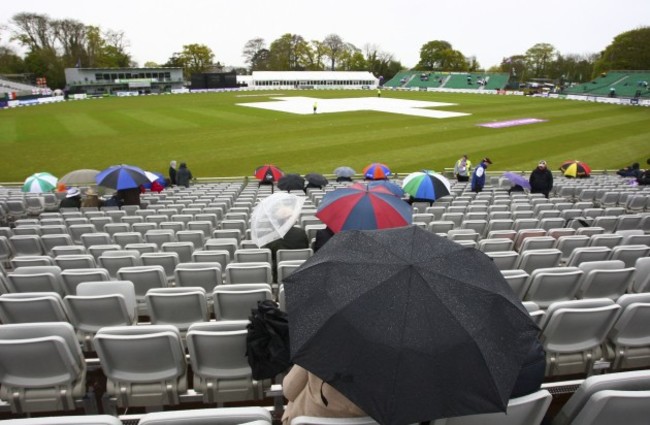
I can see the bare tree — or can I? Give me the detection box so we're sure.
[322,33,345,70]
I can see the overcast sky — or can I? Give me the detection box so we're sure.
[2,0,648,70]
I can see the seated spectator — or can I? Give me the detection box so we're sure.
[81,188,103,208]
[59,187,82,209]
[617,162,642,178]
[282,365,366,425]
[117,187,141,206]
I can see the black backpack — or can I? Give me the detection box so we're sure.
[246,300,292,380]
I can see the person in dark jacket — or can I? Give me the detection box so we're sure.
[59,187,82,209]
[470,157,492,193]
[313,226,335,252]
[265,225,310,281]
[176,162,193,188]
[117,187,141,206]
[529,160,553,198]
[168,160,177,186]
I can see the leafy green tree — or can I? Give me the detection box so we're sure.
[364,44,402,81]
[268,33,311,70]
[243,37,270,71]
[170,43,215,78]
[0,46,26,74]
[525,43,557,78]
[594,26,650,75]
[416,40,468,71]
[322,34,346,70]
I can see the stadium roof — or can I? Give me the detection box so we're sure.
[252,71,378,81]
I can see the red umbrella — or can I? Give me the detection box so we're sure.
[316,186,412,233]
[255,165,284,182]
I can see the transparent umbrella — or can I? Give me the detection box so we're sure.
[250,193,306,247]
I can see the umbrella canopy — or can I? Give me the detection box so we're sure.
[250,193,306,247]
[22,172,58,193]
[334,166,356,178]
[315,185,412,233]
[305,173,329,187]
[560,160,591,178]
[59,169,100,185]
[502,172,531,190]
[278,174,306,192]
[363,163,391,180]
[142,171,167,189]
[255,164,284,182]
[402,171,451,201]
[284,226,539,425]
[95,164,150,190]
[367,180,405,197]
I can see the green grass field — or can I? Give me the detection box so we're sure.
[1,90,649,182]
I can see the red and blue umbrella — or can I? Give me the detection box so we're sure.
[363,163,391,180]
[255,164,284,182]
[402,171,451,202]
[503,172,531,190]
[96,164,150,190]
[316,186,412,233]
[351,181,402,197]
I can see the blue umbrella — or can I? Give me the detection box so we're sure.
[367,180,405,197]
[503,172,531,190]
[96,164,150,190]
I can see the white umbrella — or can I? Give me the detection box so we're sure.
[250,193,306,247]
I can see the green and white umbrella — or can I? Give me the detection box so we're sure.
[22,172,58,193]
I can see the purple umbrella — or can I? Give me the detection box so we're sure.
[503,172,531,190]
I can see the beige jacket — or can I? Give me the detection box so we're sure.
[282,365,366,425]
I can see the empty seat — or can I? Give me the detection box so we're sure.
[53,254,97,270]
[145,287,209,331]
[576,260,634,300]
[80,232,111,248]
[67,224,97,245]
[606,293,650,371]
[225,262,272,285]
[552,370,650,425]
[64,281,137,351]
[630,257,650,293]
[117,265,169,314]
[515,249,562,274]
[161,241,194,263]
[0,322,87,413]
[40,233,74,255]
[98,250,142,279]
[517,236,556,253]
[485,251,519,270]
[138,406,273,425]
[186,322,266,404]
[478,238,514,253]
[94,325,187,408]
[431,389,551,425]
[112,232,144,248]
[174,262,223,292]
[6,265,64,295]
[60,268,111,295]
[540,298,620,377]
[0,292,70,323]
[9,235,44,256]
[565,246,613,268]
[500,269,530,299]
[11,255,54,268]
[608,244,650,268]
[141,252,180,283]
[0,415,124,424]
[213,284,273,320]
[523,267,583,309]
[588,234,623,249]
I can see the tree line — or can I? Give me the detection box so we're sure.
[1,12,648,90]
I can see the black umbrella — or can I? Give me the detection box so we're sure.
[304,173,328,187]
[277,173,305,192]
[284,225,539,425]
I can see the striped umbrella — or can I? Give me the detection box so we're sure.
[22,172,58,193]
[560,160,591,178]
[351,181,404,197]
[363,163,391,180]
[95,164,150,190]
[316,185,412,233]
[255,164,284,182]
[402,171,451,202]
